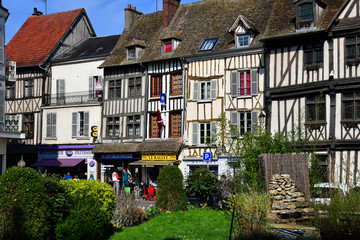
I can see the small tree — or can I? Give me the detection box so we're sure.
[186,167,218,205]
[156,166,187,211]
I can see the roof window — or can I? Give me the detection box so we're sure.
[199,38,218,51]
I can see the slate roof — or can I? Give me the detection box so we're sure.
[52,35,120,63]
[101,0,275,67]
[5,8,84,67]
[261,0,347,40]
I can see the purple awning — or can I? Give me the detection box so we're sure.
[32,159,85,167]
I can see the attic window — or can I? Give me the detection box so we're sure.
[237,35,249,47]
[127,47,136,60]
[199,38,218,51]
[299,3,313,22]
[163,41,173,53]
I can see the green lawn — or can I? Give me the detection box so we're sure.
[109,209,231,240]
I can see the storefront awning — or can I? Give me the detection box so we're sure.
[128,160,180,167]
[32,159,85,167]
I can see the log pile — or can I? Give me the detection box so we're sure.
[269,174,314,223]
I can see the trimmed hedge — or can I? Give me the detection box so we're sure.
[156,166,187,211]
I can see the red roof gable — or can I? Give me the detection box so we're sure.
[6,8,84,67]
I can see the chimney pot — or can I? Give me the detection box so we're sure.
[128,4,131,8]
[133,6,136,10]
[32,7,43,16]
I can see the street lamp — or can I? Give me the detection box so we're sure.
[258,111,266,127]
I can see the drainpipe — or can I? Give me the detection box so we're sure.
[180,57,186,138]
[140,62,148,141]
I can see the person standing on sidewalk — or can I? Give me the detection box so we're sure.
[112,170,121,195]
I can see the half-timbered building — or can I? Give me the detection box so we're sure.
[262,0,360,185]
[5,8,95,167]
[33,35,119,179]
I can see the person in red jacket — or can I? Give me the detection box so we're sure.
[112,170,121,195]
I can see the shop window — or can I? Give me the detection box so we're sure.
[231,70,258,97]
[72,111,89,137]
[171,73,182,96]
[23,114,34,138]
[150,113,160,138]
[106,117,120,137]
[46,112,56,138]
[128,77,142,97]
[170,112,181,138]
[304,43,323,70]
[342,92,360,123]
[108,79,122,99]
[189,165,218,176]
[24,79,34,98]
[127,115,141,137]
[231,111,258,135]
[151,75,162,97]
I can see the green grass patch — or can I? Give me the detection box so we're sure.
[109,209,231,240]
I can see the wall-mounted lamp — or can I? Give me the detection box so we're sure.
[329,70,334,80]
[258,112,266,126]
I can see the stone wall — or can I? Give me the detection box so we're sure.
[269,174,314,224]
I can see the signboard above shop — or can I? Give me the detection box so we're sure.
[100,153,133,159]
[142,154,176,161]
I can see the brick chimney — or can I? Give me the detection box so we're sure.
[163,0,180,28]
[32,8,43,16]
[124,4,143,31]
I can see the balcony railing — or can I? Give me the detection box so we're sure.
[49,91,101,106]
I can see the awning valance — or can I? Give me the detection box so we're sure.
[128,160,180,167]
[32,159,84,167]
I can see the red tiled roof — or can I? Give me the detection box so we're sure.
[6,8,83,67]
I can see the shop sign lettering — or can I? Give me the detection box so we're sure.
[142,154,176,161]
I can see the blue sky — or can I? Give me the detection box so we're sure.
[3,0,199,44]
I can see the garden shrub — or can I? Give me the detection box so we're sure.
[0,167,66,240]
[229,190,275,239]
[56,180,115,240]
[112,190,145,228]
[186,167,218,205]
[156,165,187,211]
[312,189,360,239]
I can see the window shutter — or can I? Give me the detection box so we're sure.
[84,112,90,137]
[46,113,51,138]
[250,70,258,95]
[193,82,199,101]
[52,113,56,138]
[231,72,238,97]
[210,80,217,100]
[210,121,216,134]
[72,112,78,137]
[192,122,198,146]
[89,76,94,98]
[231,112,239,137]
[251,111,258,133]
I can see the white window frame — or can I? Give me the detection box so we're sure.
[236,34,250,48]
[72,111,89,138]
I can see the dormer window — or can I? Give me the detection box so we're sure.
[199,38,218,51]
[126,40,146,61]
[294,0,325,30]
[127,47,136,60]
[237,35,249,47]
[163,41,173,53]
[299,3,313,22]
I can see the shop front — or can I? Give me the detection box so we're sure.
[34,145,96,179]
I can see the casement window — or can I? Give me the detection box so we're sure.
[127,115,140,137]
[56,79,65,104]
[151,75,162,97]
[171,73,182,96]
[23,114,34,139]
[345,35,360,64]
[106,117,120,137]
[72,111,89,138]
[6,84,15,99]
[231,70,258,97]
[127,47,136,60]
[163,40,173,53]
[306,95,326,124]
[46,113,56,138]
[231,111,258,135]
[128,77,142,97]
[108,79,121,99]
[170,112,181,138]
[313,154,329,182]
[342,92,360,122]
[193,80,217,101]
[89,76,102,99]
[304,43,323,70]
[299,3,313,22]
[199,38,218,51]
[192,122,216,145]
[237,35,249,47]
[24,79,34,98]
[150,113,160,138]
